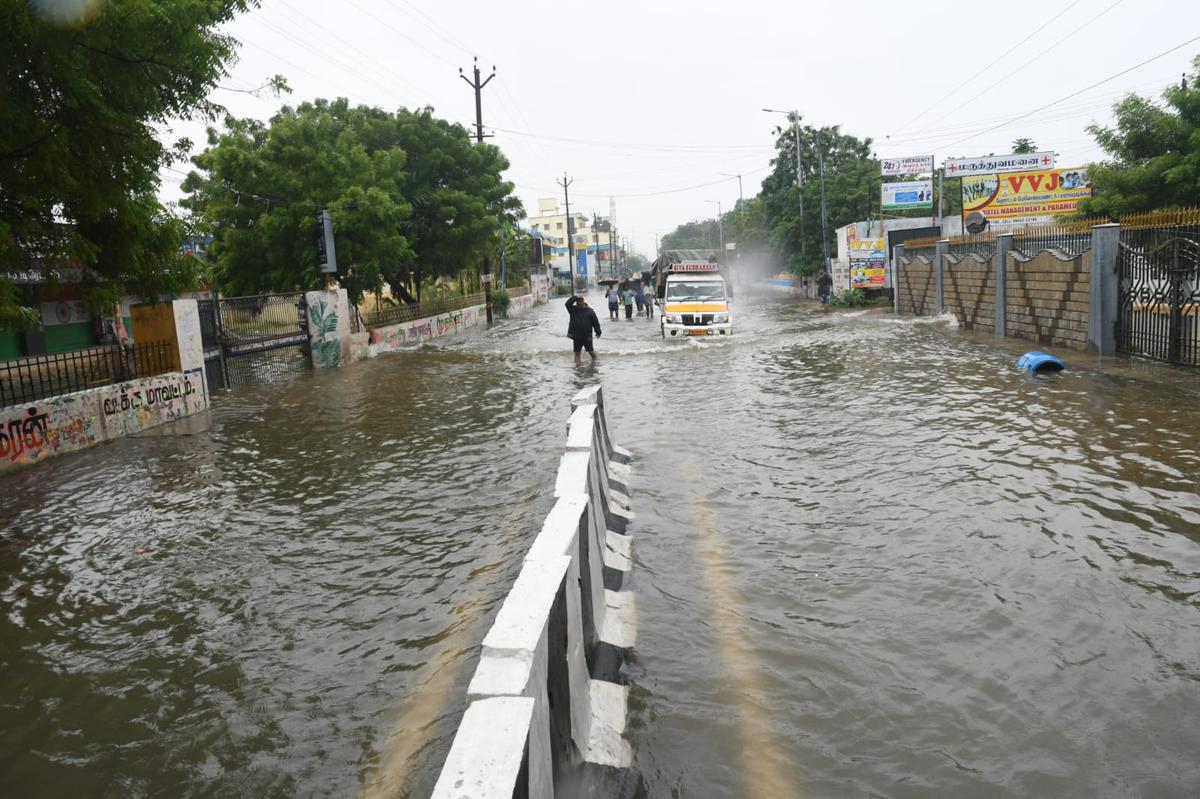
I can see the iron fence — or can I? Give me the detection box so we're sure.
[361,292,485,330]
[1,340,177,407]
[1012,220,1100,258]
[948,232,997,260]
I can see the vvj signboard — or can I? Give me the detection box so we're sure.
[961,167,1092,227]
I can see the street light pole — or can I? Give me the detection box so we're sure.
[764,108,805,259]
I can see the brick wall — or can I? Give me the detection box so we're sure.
[898,255,936,316]
[1005,250,1091,349]
[943,254,995,334]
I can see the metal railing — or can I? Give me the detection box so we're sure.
[1012,218,1102,258]
[360,292,485,330]
[948,232,997,260]
[1,340,177,408]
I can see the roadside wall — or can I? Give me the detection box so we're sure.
[432,385,636,798]
[368,304,485,356]
[898,254,936,316]
[0,367,208,473]
[1006,250,1091,350]
[944,255,995,334]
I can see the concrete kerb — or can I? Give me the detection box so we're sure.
[437,385,636,795]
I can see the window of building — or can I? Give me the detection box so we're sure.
[557,222,564,230]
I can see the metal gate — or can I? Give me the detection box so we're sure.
[196,299,225,394]
[216,293,311,385]
[1117,234,1200,366]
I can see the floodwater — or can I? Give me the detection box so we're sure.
[2,290,1200,798]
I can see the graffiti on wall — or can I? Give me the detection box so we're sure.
[0,368,207,470]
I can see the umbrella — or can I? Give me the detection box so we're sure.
[597,278,619,287]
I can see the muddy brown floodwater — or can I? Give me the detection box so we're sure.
[2,290,1199,798]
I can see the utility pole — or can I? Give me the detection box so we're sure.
[763,109,805,258]
[460,57,495,144]
[813,128,832,275]
[593,213,600,278]
[461,57,496,322]
[558,173,575,290]
[707,200,724,259]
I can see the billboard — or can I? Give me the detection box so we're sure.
[945,151,1055,177]
[881,155,934,176]
[961,166,1091,227]
[882,180,933,211]
[849,238,888,289]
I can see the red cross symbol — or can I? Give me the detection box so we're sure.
[1041,156,1051,165]
[948,163,958,173]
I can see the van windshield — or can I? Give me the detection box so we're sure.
[666,281,725,302]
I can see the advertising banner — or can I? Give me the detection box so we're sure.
[881,155,934,176]
[961,166,1092,227]
[944,151,1055,177]
[882,180,934,211]
[849,238,888,289]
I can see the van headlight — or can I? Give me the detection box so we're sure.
[713,313,729,323]
[666,313,681,324]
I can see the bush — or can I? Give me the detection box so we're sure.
[490,288,511,318]
[831,288,870,308]
[574,275,588,292]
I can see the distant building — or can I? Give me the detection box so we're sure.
[525,199,613,279]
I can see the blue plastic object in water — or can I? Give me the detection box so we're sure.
[1017,351,1065,373]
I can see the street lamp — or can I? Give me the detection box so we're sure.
[706,200,724,259]
[764,107,832,274]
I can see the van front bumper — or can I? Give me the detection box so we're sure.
[663,322,732,338]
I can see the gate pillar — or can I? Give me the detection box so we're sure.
[1088,223,1120,355]
[994,234,1012,339]
[935,239,948,315]
[304,289,352,368]
[130,299,207,386]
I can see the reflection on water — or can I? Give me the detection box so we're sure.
[2,290,1199,798]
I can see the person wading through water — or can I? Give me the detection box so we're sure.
[565,295,602,364]
[817,268,833,312]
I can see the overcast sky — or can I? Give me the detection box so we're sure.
[160,0,1200,257]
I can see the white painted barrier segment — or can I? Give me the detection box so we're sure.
[431,697,535,799]
[436,386,636,795]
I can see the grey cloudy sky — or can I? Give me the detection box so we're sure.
[161,0,1200,257]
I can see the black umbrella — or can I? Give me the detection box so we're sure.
[597,278,620,287]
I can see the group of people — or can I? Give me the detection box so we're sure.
[604,282,654,321]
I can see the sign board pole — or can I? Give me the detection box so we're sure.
[937,167,944,234]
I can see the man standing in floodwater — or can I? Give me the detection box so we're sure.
[817,268,833,311]
[565,295,602,365]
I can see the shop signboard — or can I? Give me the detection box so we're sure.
[882,180,934,211]
[961,166,1091,227]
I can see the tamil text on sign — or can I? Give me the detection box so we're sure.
[944,151,1055,177]
[961,166,1091,227]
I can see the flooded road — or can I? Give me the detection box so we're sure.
[3,291,1200,797]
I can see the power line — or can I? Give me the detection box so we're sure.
[921,0,1131,130]
[891,0,1086,135]
[490,126,772,153]
[567,168,769,199]
[938,32,1200,151]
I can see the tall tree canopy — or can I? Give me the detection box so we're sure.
[183,99,521,301]
[1080,55,1200,217]
[0,0,258,329]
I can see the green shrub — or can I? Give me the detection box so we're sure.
[831,288,870,308]
[491,288,511,318]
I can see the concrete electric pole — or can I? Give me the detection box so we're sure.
[461,58,496,322]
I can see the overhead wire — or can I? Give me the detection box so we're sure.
[891,0,1086,135]
[937,32,1200,151]
[920,0,1131,130]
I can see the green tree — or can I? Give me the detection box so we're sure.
[760,124,878,273]
[184,100,521,302]
[1012,138,1038,154]
[0,0,259,329]
[1079,55,1200,217]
